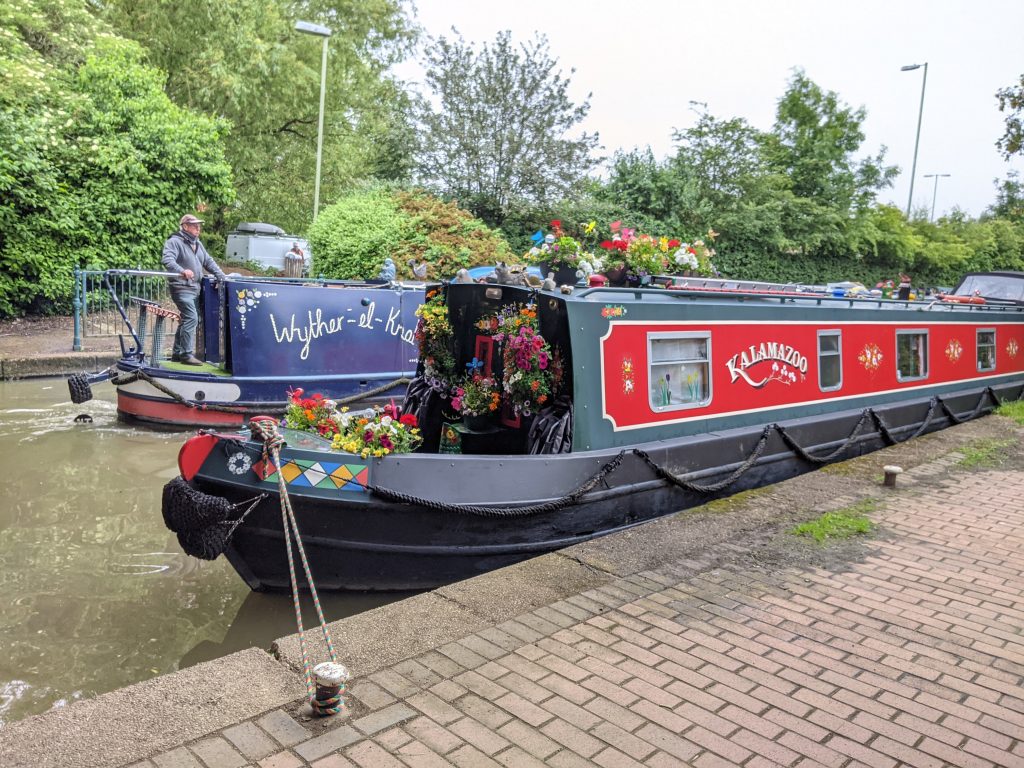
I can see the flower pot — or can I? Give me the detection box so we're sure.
[603,265,627,286]
[461,413,495,431]
[538,261,579,287]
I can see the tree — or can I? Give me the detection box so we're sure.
[996,75,1024,159]
[0,0,232,316]
[768,70,898,214]
[101,0,417,234]
[987,171,1024,222]
[411,30,600,226]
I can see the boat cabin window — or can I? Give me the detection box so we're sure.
[896,330,929,381]
[817,331,842,391]
[648,333,711,410]
[977,329,996,371]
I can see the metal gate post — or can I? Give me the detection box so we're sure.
[72,267,83,351]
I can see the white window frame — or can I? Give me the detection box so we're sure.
[647,331,712,412]
[817,330,842,392]
[977,328,996,372]
[896,329,929,382]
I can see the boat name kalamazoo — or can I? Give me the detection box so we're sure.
[726,342,809,389]
[269,303,416,360]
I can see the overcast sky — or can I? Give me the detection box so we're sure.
[396,0,1024,219]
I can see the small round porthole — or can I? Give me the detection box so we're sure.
[194,391,206,402]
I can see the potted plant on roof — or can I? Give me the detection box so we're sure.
[524,220,587,286]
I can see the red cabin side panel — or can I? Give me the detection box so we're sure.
[600,320,1024,430]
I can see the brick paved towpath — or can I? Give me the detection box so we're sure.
[2,416,1023,767]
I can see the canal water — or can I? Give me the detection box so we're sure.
[0,379,416,726]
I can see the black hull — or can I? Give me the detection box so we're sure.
[194,382,1021,591]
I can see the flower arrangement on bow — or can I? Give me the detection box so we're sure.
[330,402,421,458]
[491,305,553,416]
[451,373,501,417]
[414,288,457,388]
[283,388,343,438]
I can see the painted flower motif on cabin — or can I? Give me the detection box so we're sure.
[858,343,883,372]
[227,452,252,475]
[1008,339,1020,359]
[601,305,627,318]
[767,362,799,386]
[235,288,271,329]
[622,358,635,395]
[945,339,963,363]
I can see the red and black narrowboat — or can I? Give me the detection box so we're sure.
[165,272,1024,591]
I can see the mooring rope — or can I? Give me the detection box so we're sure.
[109,365,410,414]
[250,417,339,715]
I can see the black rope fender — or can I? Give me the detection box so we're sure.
[363,385,1013,518]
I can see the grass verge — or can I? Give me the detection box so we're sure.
[789,499,877,543]
[957,438,1015,469]
[995,400,1024,425]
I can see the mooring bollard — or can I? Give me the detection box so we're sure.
[883,465,903,488]
[311,661,350,717]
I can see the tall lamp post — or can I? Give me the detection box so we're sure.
[901,62,928,217]
[295,20,332,221]
[923,173,951,222]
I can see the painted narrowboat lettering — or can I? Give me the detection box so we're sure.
[385,306,417,345]
[726,342,808,388]
[270,308,350,360]
[359,301,376,329]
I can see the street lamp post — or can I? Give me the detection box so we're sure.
[901,62,928,218]
[295,20,332,222]
[923,173,951,222]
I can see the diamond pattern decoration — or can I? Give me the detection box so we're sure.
[258,459,368,493]
[253,457,277,480]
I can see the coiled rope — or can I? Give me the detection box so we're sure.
[366,386,1015,517]
[249,417,341,716]
[109,365,410,414]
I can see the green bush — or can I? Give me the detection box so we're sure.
[0,3,233,316]
[308,187,514,280]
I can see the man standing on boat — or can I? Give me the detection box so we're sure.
[161,214,226,365]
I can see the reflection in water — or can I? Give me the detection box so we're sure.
[0,379,414,726]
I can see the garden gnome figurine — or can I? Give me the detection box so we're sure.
[378,257,396,281]
[542,272,557,291]
[454,268,473,284]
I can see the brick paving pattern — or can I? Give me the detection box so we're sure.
[141,463,1024,767]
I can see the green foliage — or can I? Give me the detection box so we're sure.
[0,1,233,316]
[412,29,600,227]
[956,438,1014,469]
[101,0,418,236]
[996,74,1024,159]
[995,400,1024,425]
[789,501,876,543]
[307,186,513,280]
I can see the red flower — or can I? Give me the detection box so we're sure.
[550,219,561,230]
[400,413,418,428]
[668,239,680,248]
[600,240,613,250]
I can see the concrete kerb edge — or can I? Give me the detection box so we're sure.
[0,353,121,380]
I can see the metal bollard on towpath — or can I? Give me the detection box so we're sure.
[311,661,350,717]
